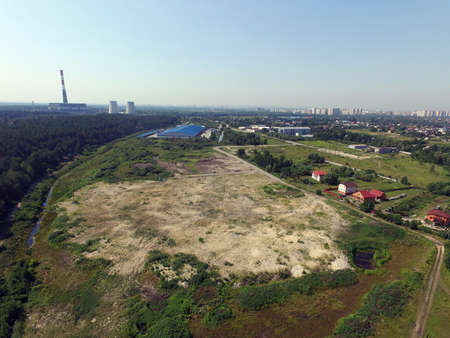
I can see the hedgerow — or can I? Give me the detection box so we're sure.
[236,269,358,310]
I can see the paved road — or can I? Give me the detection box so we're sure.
[215,145,443,338]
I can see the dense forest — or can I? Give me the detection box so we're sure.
[0,113,176,234]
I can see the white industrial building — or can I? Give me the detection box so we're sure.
[108,101,119,114]
[126,101,135,114]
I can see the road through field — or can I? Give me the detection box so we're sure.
[214,146,444,338]
[410,234,445,338]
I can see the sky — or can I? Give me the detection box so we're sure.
[1,0,450,110]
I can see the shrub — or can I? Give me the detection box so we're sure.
[237,270,358,310]
[237,148,246,158]
[445,242,450,271]
[360,200,374,213]
[324,173,339,185]
[204,304,233,327]
[307,153,325,163]
[334,278,414,337]
[148,317,191,338]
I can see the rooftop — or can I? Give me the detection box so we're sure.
[312,170,326,176]
[158,124,204,137]
[341,182,357,188]
[427,209,450,218]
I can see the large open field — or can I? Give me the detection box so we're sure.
[22,135,443,337]
[59,153,349,277]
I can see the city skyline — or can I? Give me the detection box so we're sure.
[1,0,450,110]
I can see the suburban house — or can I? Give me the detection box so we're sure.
[338,182,358,195]
[352,190,375,202]
[426,209,450,227]
[312,170,326,182]
[369,189,387,201]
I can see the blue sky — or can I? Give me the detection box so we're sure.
[1,0,449,110]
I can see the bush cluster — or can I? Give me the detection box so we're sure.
[0,260,37,337]
[334,273,421,337]
[236,269,358,310]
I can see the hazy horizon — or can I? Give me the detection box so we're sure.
[1,1,450,111]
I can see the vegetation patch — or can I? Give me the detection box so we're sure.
[0,260,38,337]
[236,269,358,310]
[146,251,217,290]
[334,271,422,337]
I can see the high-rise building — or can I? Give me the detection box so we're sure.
[109,101,119,114]
[126,101,135,114]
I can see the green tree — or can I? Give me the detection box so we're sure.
[400,176,409,185]
[237,148,246,158]
[324,173,339,185]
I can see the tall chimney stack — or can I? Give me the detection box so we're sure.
[60,70,68,104]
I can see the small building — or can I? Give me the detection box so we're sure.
[348,144,368,150]
[352,190,375,202]
[426,209,450,227]
[375,147,399,154]
[275,127,313,137]
[312,170,326,182]
[370,189,386,201]
[338,182,358,195]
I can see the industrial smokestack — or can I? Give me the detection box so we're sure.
[60,70,68,104]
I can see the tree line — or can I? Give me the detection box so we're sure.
[0,113,176,232]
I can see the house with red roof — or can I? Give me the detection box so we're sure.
[338,182,358,195]
[369,189,386,201]
[352,190,375,202]
[312,170,326,182]
[426,209,450,227]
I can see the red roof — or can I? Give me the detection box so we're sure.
[358,190,375,199]
[427,209,450,218]
[370,189,385,198]
[312,170,326,176]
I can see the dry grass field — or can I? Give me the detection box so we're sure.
[59,153,349,278]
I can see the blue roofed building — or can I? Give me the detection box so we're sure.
[158,124,205,138]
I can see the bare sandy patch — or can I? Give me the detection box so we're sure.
[59,156,350,278]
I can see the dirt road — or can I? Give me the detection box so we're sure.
[410,234,445,338]
[214,146,444,338]
[214,147,305,192]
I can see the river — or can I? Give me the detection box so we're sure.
[27,185,54,248]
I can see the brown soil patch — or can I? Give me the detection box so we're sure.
[134,162,154,169]
[156,159,189,175]
[195,155,249,174]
